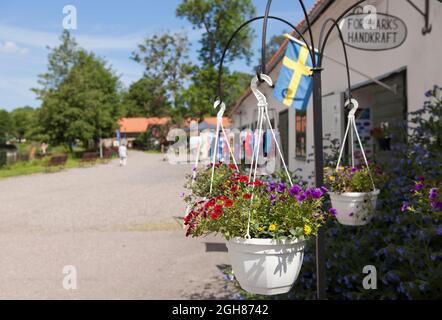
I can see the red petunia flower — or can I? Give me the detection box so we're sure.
[239,176,249,183]
[243,193,252,200]
[229,164,237,170]
[224,199,234,207]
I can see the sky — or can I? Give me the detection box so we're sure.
[0,0,316,111]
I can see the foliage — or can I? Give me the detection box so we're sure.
[131,32,193,113]
[183,164,332,240]
[180,66,251,120]
[176,0,256,67]
[10,106,36,141]
[122,77,170,117]
[134,124,171,151]
[33,30,79,99]
[0,109,12,144]
[36,32,121,148]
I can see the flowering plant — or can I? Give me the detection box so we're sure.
[324,165,384,193]
[402,178,442,215]
[184,164,332,240]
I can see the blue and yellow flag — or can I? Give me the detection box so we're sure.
[273,34,315,111]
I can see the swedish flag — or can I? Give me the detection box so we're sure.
[273,34,315,111]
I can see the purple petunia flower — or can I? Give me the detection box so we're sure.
[429,188,438,200]
[311,188,323,199]
[401,202,409,212]
[321,186,329,193]
[329,208,338,216]
[432,201,442,212]
[267,183,277,192]
[351,167,358,173]
[276,183,286,193]
[414,183,424,192]
[297,193,307,202]
[288,185,302,197]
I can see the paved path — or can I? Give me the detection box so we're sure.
[0,151,230,299]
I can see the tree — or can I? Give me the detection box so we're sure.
[10,106,35,141]
[180,66,250,120]
[176,0,256,119]
[122,77,170,117]
[131,32,193,110]
[33,30,79,100]
[0,109,12,144]
[176,0,256,67]
[38,46,121,149]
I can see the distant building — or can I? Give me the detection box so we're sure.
[118,117,170,147]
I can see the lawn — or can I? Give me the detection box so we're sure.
[0,155,112,179]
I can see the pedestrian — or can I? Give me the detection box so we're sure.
[118,142,128,166]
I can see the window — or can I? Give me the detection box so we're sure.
[295,111,307,159]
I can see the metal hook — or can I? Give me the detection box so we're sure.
[345,98,359,117]
[214,100,226,119]
[251,74,273,108]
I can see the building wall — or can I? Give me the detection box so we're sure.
[232,0,442,183]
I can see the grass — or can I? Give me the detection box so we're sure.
[0,154,114,179]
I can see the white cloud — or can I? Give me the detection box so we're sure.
[0,24,200,52]
[0,40,29,55]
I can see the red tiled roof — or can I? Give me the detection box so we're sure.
[202,117,231,128]
[119,117,170,133]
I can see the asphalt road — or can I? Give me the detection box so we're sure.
[0,151,230,299]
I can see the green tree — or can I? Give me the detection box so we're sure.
[33,30,79,100]
[181,66,250,120]
[131,32,193,110]
[0,109,12,144]
[38,45,121,149]
[122,77,170,117]
[10,106,35,141]
[176,0,256,67]
[176,0,256,119]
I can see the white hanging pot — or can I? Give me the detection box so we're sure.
[329,190,380,226]
[226,237,305,295]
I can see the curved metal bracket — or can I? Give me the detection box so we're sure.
[214,100,226,119]
[251,74,273,108]
[345,98,359,118]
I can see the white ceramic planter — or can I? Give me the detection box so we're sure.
[226,237,305,295]
[329,190,380,226]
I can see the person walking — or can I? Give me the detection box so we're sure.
[118,143,128,166]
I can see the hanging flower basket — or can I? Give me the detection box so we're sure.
[324,99,384,226]
[329,189,380,226]
[183,77,332,295]
[226,237,305,295]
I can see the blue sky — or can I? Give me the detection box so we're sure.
[0,0,315,110]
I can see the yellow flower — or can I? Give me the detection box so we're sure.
[338,166,345,171]
[304,225,312,236]
[257,226,264,232]
[329,175,335,181]
[269,224,277,232]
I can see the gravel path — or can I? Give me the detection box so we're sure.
[0,151,230,299]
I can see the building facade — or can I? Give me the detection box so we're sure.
[230,0,442,182]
